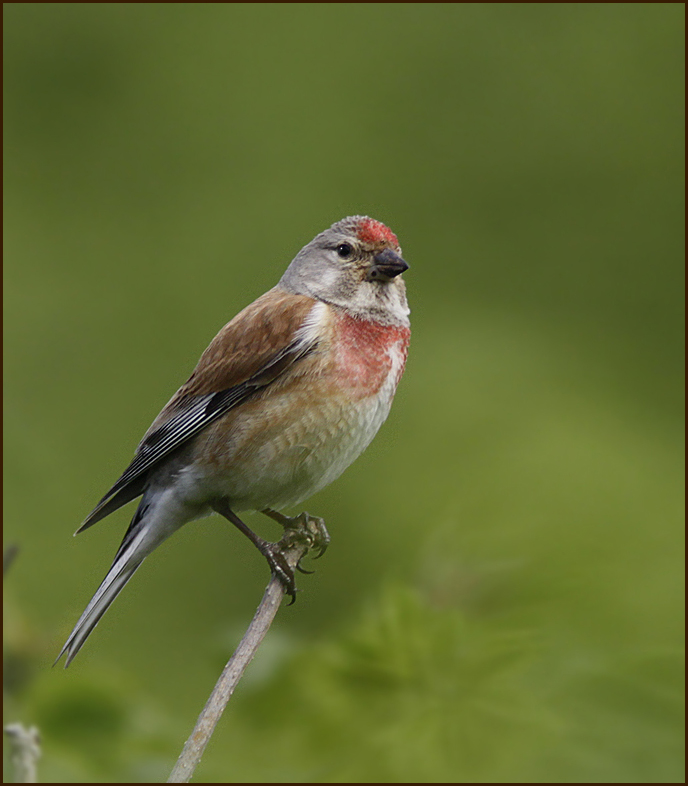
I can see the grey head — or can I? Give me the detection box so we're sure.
[279,216,410,326]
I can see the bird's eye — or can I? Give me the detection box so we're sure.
[336,243,353,258]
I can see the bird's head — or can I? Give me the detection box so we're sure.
[280,216,410,325]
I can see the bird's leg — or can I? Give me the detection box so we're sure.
[261,509,330,574]
[212,499,296,600]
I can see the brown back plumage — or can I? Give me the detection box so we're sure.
[77,287,318,533]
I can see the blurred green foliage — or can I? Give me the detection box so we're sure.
[4,3,684,782]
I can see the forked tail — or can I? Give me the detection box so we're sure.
[55,502,153,667]
[55,556,144,667]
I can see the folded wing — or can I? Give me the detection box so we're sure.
[76,288,319,533]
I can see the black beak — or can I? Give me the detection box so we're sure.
[368,248,409,281]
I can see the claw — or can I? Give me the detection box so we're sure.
[296,557,315,575]
[309,519,330,559]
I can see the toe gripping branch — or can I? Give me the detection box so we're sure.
[211,501,330,605]
[262,509,330,603]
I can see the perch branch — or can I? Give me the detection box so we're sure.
[167,522,317,783]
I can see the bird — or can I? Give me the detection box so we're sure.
[56,215,410,666]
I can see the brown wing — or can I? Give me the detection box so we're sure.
[76,288,319,533]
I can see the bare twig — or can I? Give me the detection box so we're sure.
[167,523,317,783]
[5,552,41,783]
[4,723,41,783]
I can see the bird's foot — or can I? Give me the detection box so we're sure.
[262,509,330,575]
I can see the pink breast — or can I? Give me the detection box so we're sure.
[333,312,410,398]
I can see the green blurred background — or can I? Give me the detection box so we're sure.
[3,3,684,782]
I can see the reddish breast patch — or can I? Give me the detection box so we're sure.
[333,311,410,398]
[356,218,399,248]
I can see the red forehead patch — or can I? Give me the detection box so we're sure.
[356,218,398,247]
